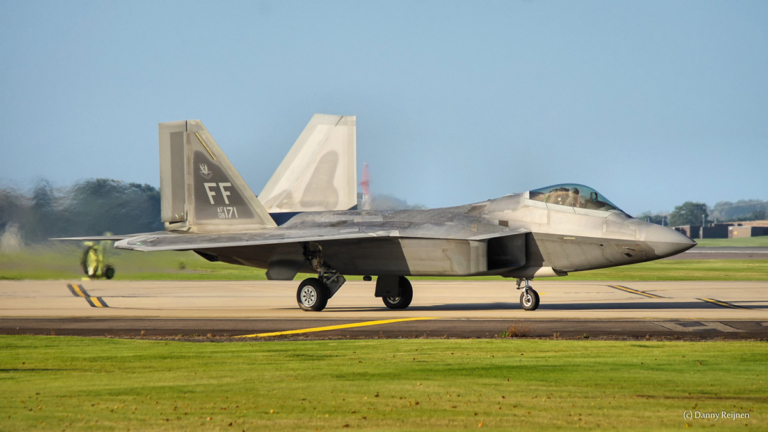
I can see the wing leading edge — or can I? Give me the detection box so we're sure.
[114,226,530,252]
[51,235,142,242]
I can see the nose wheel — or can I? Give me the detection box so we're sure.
[517,278,540,311]
[520,289,539,310]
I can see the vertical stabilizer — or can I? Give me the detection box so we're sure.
[259,114,357,213]
[159,120,277,233]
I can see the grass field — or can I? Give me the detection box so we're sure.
[1,336,765,431]
[1,244,767,281]
[694,236,768,247]
[0,244,269,281]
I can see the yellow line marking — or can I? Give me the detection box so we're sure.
[609,285,663,299]
[195,133,215,160]
[699,298,748,310]
[234,317,439,338]
[84,296,110,308]
[67,284,89,298]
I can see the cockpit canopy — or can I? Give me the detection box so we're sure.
[528,184,621,212]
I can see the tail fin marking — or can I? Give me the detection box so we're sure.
[159,120,276,233]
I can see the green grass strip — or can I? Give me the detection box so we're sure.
[0,336,766,431]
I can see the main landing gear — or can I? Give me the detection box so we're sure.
[517,278,540,311]
[294,243,415,312]
[380,276,413,310]
[296,243,346,312]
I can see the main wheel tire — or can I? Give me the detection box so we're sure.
[383,276,413,310]
[104,265,115,280]
[520,289,540,311]
[297,278,329,312]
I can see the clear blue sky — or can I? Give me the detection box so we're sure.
[1,0,766,216]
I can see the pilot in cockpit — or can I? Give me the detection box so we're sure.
[565,187,581,208]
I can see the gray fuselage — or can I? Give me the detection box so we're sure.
[204,189,695,280]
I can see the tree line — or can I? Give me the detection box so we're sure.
[638,200,767,227]
[0,179,163,245]
[0,179,427,247]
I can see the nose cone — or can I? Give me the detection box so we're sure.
[644,224,697,258]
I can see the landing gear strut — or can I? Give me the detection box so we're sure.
[517,278,540,311]
[296,243,346,312]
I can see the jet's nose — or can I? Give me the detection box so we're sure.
[644,224,697,258]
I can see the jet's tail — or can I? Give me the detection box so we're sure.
[159,120,277,233]
[259,114,357,216]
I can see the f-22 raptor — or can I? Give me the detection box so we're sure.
[57,114,696,312]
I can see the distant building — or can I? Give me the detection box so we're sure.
[732,220,768,227]
[673,220,768,239]
[673,225,702,239]
[729,225,768,238]
[701,224,730,239]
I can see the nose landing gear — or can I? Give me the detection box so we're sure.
[517,278,540,311]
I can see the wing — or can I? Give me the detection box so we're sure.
[114,225,529,252]
[50,235,145,242]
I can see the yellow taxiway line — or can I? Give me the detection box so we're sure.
[66,284,110,308]
[234,317,439,338]
[67,284,89,298]
[85,296,110,308]
[609,285,664,299]
[699,298,749,310]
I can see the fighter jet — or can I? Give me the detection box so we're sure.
[55,114,696,312]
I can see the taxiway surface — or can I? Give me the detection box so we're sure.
[670,246,768,260]
[1,280,766,339]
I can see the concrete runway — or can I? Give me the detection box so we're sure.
[1,279,767,339]
[670,246,768,260]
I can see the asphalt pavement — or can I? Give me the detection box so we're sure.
[2,279,766,339]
